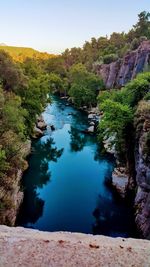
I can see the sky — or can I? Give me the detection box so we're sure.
[0,0,149,54]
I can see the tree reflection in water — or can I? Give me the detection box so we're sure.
[69,127,86,152]
[17,137,63,226]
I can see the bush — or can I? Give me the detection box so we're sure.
[103,54,118,64]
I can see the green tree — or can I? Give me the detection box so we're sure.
[133,11,150,38]
[99,100,133,162]
[48,73,64,94]
[68,64,103,107]
[122,72,150,107]
[0,50,27,91]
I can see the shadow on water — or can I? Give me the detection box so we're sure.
[17,137,63,226]
[92,192,137,237]
[92,147,138,238]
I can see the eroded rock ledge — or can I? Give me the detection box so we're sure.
[0,225,150,267]
[95,40,150,89]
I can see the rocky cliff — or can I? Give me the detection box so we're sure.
[0,225,150,267]
[134,101,150,239]
[0,141,31,226]
[95,40,150,88]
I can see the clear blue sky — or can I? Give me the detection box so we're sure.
[0,0,149,53]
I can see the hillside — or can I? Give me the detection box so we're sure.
[0,45,55,61]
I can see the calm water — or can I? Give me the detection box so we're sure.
[17,96,136,237]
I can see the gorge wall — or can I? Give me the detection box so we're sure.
[97,41,150,239]
[134,101,150,239]
[0,141,31,226]
[95,40,150,89]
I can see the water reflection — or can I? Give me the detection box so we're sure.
[17,137,63,226]
[92,193,136,237]
[69,127,86,152]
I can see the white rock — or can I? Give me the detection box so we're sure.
[88,114,95,119]
[89,121,95,126]
[112,168,129,198]
[88,126,94,133]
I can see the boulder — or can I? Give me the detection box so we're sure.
[112,168,129,198]
[89,121,95,126]
[103,134,116,155]
[88,114,95,120]
[36,115,47,130]
[88,126,95,133]
[32,126,44,139]
[37,121,47,130]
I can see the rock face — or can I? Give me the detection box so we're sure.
[112,168,129,198]
[103,133,116,155]
[0,225,150,267]
[0,140,31,226]
[95,40,150,89]
[134,101,150,239]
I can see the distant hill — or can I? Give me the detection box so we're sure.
[0,45,55,61]
[0,43,7,46]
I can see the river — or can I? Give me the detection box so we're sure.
[17,96,137,238]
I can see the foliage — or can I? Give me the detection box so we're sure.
[0,50,27,91]
[21,58,43,78]
[130,38,140,50]
[122,72,150,107]
[98,72,150,163]
[103,54,118,64]
[0,49,51,181]
[98,100,133,160]
[68,64,104,107]
[48,73,64,93]
[45,56,66,76]
[133,11,150,39]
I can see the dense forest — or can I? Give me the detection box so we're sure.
[0,11,150,231]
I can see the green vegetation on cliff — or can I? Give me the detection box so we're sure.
[0,51,52,214]
[98,72,150,166]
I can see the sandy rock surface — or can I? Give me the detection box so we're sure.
[0,225,150,267]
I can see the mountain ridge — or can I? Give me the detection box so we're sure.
[0,44,56,61]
